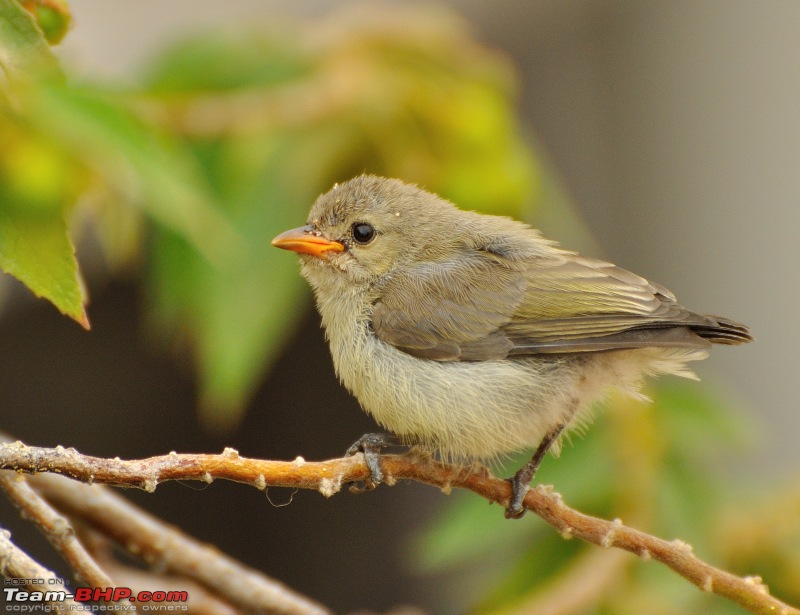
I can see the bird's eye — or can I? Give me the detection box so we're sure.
[351,222,376,245]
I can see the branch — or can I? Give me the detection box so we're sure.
[0,523,64,586]
[0,523,79,607]
[0,471,112,587]
[80,529,242,615]
[0,441,797,615]
[25,470,329,615]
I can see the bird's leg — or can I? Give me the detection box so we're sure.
[505,423,566,519]
[346,432,402,491]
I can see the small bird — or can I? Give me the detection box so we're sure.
[272,175,752,518]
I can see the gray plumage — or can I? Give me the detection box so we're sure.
[276,175,752,462]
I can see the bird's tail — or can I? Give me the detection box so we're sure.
[692,315,754,345]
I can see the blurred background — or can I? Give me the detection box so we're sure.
[1,1,798,613]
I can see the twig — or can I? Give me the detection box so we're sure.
[81,530,242,615]
[0,471,113,587]
[26,470,329,615]
[0,440,797,615]
[95,562,242,615]
[0,524,79,606]
[0,524,62,584]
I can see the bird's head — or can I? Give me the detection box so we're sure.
[272,175,462,288]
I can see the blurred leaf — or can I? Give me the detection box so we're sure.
[0,1,85,323]
[148,126,358,426]
[18,0,71,45]
[0,120,83,212]
[0,205,87,327]
[27,82,236,263]
[0,0,61,79]
[0,96,88,325]
[150,221,309,427]
[145,31,312,93]
[414,490,535,574]
[641,382,750,548]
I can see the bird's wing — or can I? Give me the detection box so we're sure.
[371,251,526,360]
[372,249,726,361]
[503,255,717,354]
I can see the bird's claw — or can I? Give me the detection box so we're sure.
[345,433,400,492]
[504,475,530,519]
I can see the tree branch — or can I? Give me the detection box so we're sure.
[0,440,796,615]
[0,471,112,587]
[82,528,242,615]
[0,523,63,587]
[26,470,329,615]
[0,523,79,607]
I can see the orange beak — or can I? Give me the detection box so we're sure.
[271,226,345,257]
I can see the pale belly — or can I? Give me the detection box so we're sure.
[329,326,580,460]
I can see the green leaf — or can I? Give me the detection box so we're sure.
[148,128,355,427]
[25,0,72,45]
[0,0,62,80]
[0,104,87,325]
[27,82,236,263]
[143,31,312,93]
[0,206,87,327]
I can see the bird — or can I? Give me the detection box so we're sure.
[272,175,753,518]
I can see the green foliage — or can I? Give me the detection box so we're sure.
[18,0,71,45]
[0,0,81,324]
[0,203,86,326]
[29,82,236,263]
[0,0,61,78]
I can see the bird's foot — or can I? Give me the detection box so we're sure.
[505,468,533,519]
[345,433,401,493]
[504,423,566,519]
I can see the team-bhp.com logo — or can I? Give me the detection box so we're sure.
[4,580,188,611]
